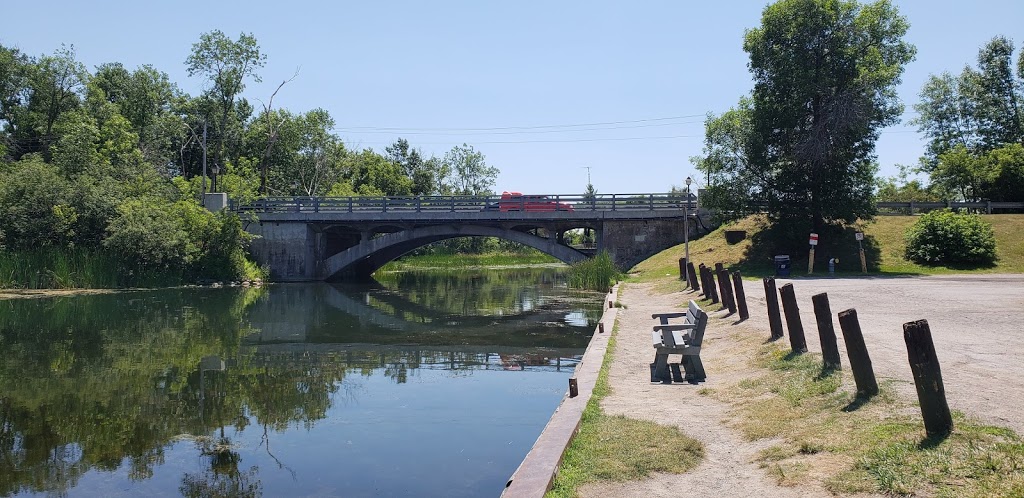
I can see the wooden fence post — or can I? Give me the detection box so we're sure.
[837,308,879,397]
[779,283,808,353]
[702,265,719,304]
[731,271,749,321]
[904,319,953,437]
[763,277,784,340]
[679,258,687,282]
[698,264,709,298]
[811,293,841,369]
[687,262,700,291]
[715,263,737,314]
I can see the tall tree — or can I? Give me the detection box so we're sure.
[915,36,1024,169]
[0,44,31,158]
[185,30,266,189]
[385,138,434,195]
[443,143,497,196]
[698,0,915,233]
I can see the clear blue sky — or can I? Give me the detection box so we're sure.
[3,1,1022,194]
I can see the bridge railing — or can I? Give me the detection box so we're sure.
[232,193,697,213]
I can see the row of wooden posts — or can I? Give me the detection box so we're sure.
[679,258,953,438]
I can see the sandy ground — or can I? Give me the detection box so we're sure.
[578,274,1024,497]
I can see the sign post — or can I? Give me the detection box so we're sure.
[856,231,866,273]
[808,233,818,274]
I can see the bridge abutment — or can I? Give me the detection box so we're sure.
[248,222,325,281]
[601,219,687,271]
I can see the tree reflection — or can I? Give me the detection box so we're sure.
[0,273,593,496]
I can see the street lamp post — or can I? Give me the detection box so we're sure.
[684,176,692,286]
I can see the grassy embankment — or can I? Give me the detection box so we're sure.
[631,214,1024,286]
[601,214,1024,496]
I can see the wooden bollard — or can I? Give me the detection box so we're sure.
[779,283,807,353]
[679,257,687,282]
[598,322,605,334]
[837,308,879,397]
[698,264,709,297]
[715,263,736,314]
[763,277,784,340]
[687,262,700,291]
[731,271,749,321]
[703,266,719,304]
[811,293,842,369]
[569,377,579,398]
[608,300,613,308]
[904,320,953,437]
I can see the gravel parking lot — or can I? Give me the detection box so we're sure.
[757,274,1024,434]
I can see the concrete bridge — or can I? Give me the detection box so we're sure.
[236,193,698,281]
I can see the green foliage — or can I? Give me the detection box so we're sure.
[876,165,942,202]
[0,156,78,248]
[698,0,915,230]
[914,36,1024,169]
[568,252,621,291]
[904,210,997,266]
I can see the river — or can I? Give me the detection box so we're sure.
[0,266,603,497]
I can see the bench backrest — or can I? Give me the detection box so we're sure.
[687,300,708,347]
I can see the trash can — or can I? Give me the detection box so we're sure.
[774,255,791,277]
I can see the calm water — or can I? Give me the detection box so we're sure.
[0,267,602,497]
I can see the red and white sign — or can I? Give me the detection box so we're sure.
[809,233,819,246]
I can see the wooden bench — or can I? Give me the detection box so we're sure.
[650,300,708,383]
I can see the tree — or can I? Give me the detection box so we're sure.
[875,165,941,202]
[185,31,266,189]
[0,44,31,158]
[697,0,915,233]
[17,45,88,157]
[386,138,435,195]
[915,36,1024,169]
[443,143,497,195]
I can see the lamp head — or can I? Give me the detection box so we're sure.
[685,176,692,186]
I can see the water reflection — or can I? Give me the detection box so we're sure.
[0,267,601,497]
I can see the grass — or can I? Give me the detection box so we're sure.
[546,313,704,497]
[630,214,1024,280]
[707,325,1024,496]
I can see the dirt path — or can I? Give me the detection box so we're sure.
[579,283,840,498]
[579,274,1024,497]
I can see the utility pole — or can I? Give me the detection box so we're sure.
[201,120,208,200]
[582,166,592,186]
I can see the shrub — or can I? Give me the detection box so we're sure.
[904,210,996,266]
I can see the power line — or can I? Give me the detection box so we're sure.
[333,114,708,132]
[334,119,706,136]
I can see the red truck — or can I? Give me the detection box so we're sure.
[490,191,574,212]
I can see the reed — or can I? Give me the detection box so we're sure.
[568,251,621,291]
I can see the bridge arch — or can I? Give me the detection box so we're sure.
[321,224,587,280]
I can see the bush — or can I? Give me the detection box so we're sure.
[904,210,996,266]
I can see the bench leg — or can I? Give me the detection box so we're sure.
[670,363,684,383]
[682,354,706,382]
[651,353,672,383]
